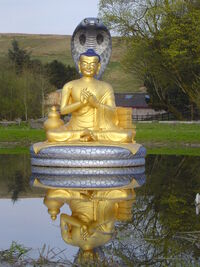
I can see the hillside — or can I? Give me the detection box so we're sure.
[0,33,144,92]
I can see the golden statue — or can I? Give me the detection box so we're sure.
[30,19,146,265]
[44,49,135,144]
[43,187,135,261]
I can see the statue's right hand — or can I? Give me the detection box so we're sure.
[80,225,89,240]
[80,88,92,105]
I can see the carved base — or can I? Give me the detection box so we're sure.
[30,142,146,189]
[30,143,146,168]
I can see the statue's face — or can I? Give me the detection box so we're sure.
[79,55,100,77]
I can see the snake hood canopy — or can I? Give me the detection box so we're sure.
[71,17,112,79]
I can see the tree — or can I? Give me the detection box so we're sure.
[0,68,55,120]
[8,40,31,74]
[2,40,57,120]
[99,0,200,119]
[45,60,78,89]
[3,41,79,120]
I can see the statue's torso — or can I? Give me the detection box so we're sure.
[67,198,115,249]
[66,79,113,130]
[71,79,103,101]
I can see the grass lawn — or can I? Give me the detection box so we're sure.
[0,126,45,142]
[135,122,200,144]
[0,123,200,155]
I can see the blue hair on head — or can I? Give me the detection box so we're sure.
[80,49,101,62]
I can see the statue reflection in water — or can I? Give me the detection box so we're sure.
[35,180,136,263]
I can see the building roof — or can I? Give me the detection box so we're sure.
[115,93,149,108]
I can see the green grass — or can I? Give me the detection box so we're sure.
[147,147,200,156]
[135,123,200,144]
[0,242,71,266]
[135,122,200,156]
[0,123,200,155]
[0,147,29,154]
[0,128,45,142]
[1,123,199,143]
[0,241,30,264]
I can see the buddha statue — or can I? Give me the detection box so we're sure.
[31,19,145,177]
[45,49,135,144]
[43,188,135,255]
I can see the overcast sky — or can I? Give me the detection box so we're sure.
[0,0,99,35]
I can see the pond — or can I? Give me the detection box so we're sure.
[0,154,200,266]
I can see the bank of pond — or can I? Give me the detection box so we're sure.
[0,122,200,156]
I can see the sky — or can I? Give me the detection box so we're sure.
[0,0,99,35]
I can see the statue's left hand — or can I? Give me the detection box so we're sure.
[88,95,99,108]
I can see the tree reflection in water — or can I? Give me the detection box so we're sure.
[0,154,30,201]
[8,170,29,202]
[105,155,200,266]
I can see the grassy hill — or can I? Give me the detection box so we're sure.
[0,33,144,92]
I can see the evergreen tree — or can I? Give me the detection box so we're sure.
[45,60,78,89]
[8,40,31,74]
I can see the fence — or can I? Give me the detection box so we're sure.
[132,109,200,121]
[133,112,175,121]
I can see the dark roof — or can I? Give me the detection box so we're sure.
[114,93,149,108]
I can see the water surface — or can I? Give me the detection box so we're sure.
[0,154,200,265]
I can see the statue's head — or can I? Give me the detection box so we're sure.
[78,49,101,78]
